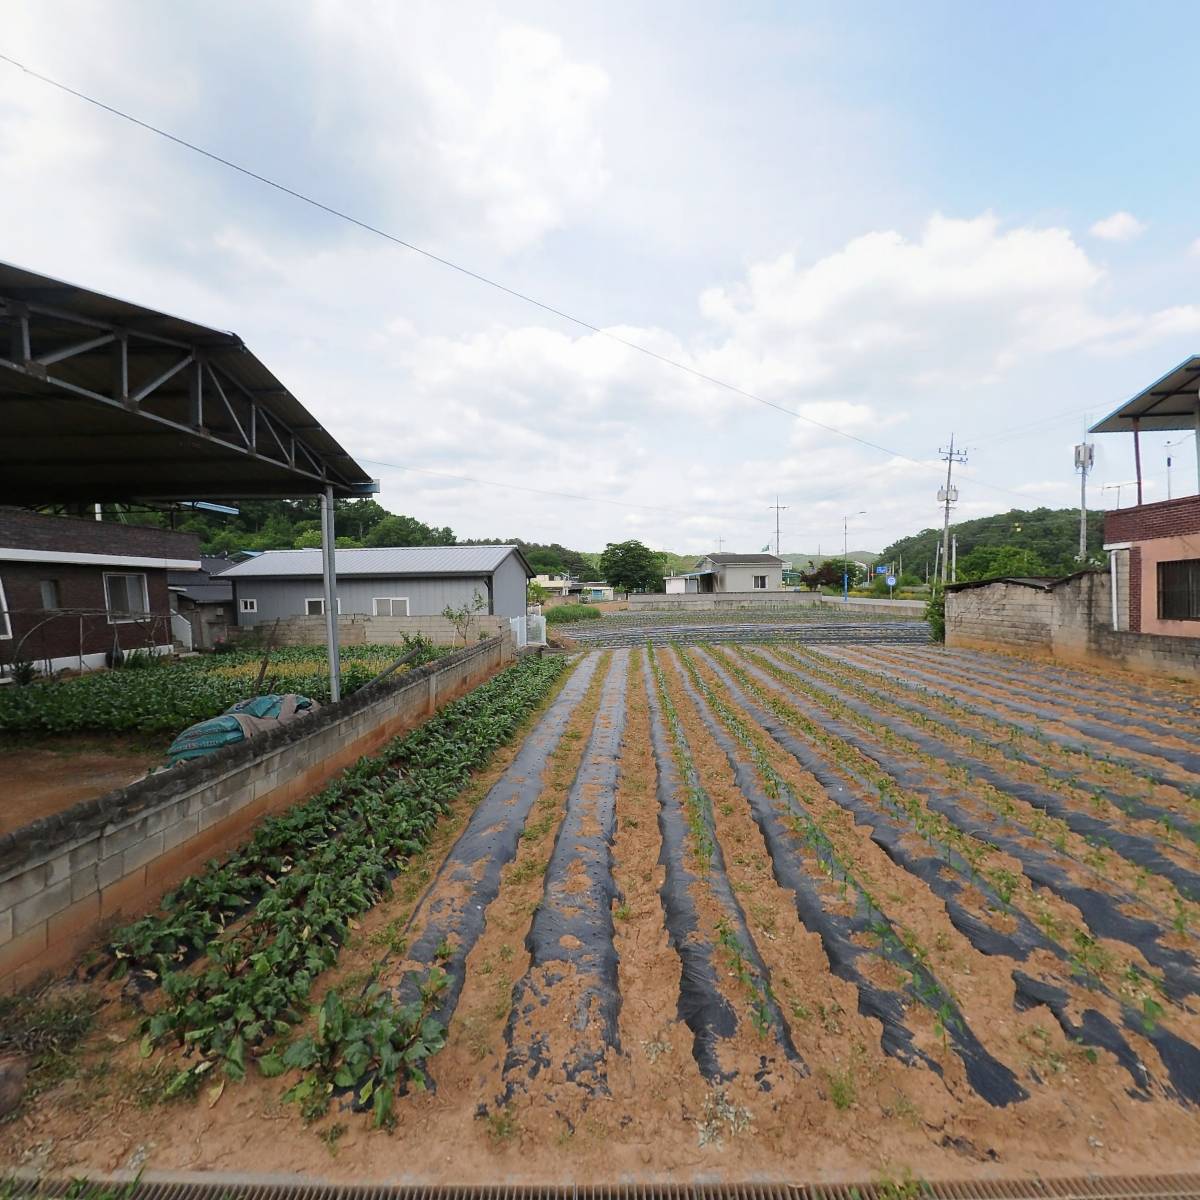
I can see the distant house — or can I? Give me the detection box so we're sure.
[0,508,200,673]
[169,555,236,650]
[220,544,534,624]
[533,573,572,597]
[665,552,785,594]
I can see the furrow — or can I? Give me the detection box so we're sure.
[499,649,630,1104]
[670,646,1028,1106]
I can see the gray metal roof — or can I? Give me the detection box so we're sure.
[1090,355,1200,433]
[217,544,530,579]
[0,260,375,502]
[701,553,785,566]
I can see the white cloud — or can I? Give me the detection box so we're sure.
[1089,211,1146,241]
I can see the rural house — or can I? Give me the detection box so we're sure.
[0,507,201,673]
[665,552,785,594]
[168,555,236,650]
[219,544,534,624]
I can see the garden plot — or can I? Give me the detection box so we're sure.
[3,646,1199,1185]
[565,609,930,648]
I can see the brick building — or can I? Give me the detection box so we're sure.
[1104,494,1200,635]
[0,508,201,673]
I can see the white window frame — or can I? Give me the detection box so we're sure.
[103,572,150,623]
[0,577,10,639]
[239,597,258,614]
[305,597,342,616]
[752,574,767,589]
[372,597,410,617]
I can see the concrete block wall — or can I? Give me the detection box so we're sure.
[0,636,512,990]
[946,571,1199,679]
[224,614,509,648]
[622,591,924,617]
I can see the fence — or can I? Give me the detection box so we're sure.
[508,614,547,648]
[222,614,511,648]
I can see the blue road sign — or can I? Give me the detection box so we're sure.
[875,565,887,575]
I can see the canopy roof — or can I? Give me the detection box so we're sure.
[0,261,375,503]
[1089,355,1200,433]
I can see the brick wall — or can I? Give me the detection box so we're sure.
[1,561,174,665]
[0,508,199,560]
[1104,494,1200,544]
[0,636,513,990]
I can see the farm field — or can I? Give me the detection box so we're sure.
[0,642,445,737]
[3,644,1199,1184]
[565,605,929,647]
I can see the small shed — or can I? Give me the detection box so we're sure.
[219,545,534,623]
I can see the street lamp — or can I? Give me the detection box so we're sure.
[843,511,866,602]
[1101,480,1138,510]
[1165,437,1188,500]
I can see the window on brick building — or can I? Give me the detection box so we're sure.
[0,577,10,639]
[103,572,150,622]
[1158,559,1200,621]
[40,579,60,610]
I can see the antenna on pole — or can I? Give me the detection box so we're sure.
[768,495,789,558]
[1074,441,1094,559]
[716,535,725,552]
[937,434,967,586]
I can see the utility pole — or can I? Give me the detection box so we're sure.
[769,495,788,558]
[1074,441,1094,559]
[937,434,967,586]
[717,535,725,552]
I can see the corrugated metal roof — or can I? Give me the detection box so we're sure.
[218,545,528,579]
[1090,354,1200,433]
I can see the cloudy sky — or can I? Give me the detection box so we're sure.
[3,1,1198,556]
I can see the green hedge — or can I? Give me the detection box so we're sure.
[544,604,602,625]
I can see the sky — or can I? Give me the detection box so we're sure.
[2,0,1199,558]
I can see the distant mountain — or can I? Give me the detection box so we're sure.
[781,550,879,568]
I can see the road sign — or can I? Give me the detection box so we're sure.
[875,565,887,575]
[885,575,897,587]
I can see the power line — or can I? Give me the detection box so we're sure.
[0,52,1036,502]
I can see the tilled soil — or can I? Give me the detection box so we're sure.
[4,645,1199,1184]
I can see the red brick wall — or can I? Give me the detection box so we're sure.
[1128,547,1142,633]
[0,508,199,560]
[1,562,173,664]
[1104,494,1200,544]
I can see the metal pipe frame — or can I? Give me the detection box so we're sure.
[0,294,358,493]
[320,486,342,704]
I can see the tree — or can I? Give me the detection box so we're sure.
[598,540,664,593]
[958,544,1050,582]
[527,579,549,604]
[797,561,844,591]
[365,514,455,547]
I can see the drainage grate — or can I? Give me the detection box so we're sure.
[2,1176,1200,1200]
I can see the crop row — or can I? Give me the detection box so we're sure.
[125,653,569,1114]
[0,640,445,735]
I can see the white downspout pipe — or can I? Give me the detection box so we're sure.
[320,486,342,703]
[1110,549,1119,631]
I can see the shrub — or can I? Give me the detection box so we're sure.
[544,604,602,625]
[925,590,946,642]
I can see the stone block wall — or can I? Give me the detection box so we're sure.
[0,636,512,990]
[224,614,509,648]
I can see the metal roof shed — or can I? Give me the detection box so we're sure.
[1089,355,1200,503]
[0,261,378,698]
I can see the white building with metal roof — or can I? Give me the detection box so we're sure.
[218,545,533,624]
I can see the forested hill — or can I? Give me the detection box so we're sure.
[877,506,1105,579]
[118,498,600,578]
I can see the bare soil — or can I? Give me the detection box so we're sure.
[0,737,163,834]
[2,646,1199,1185]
